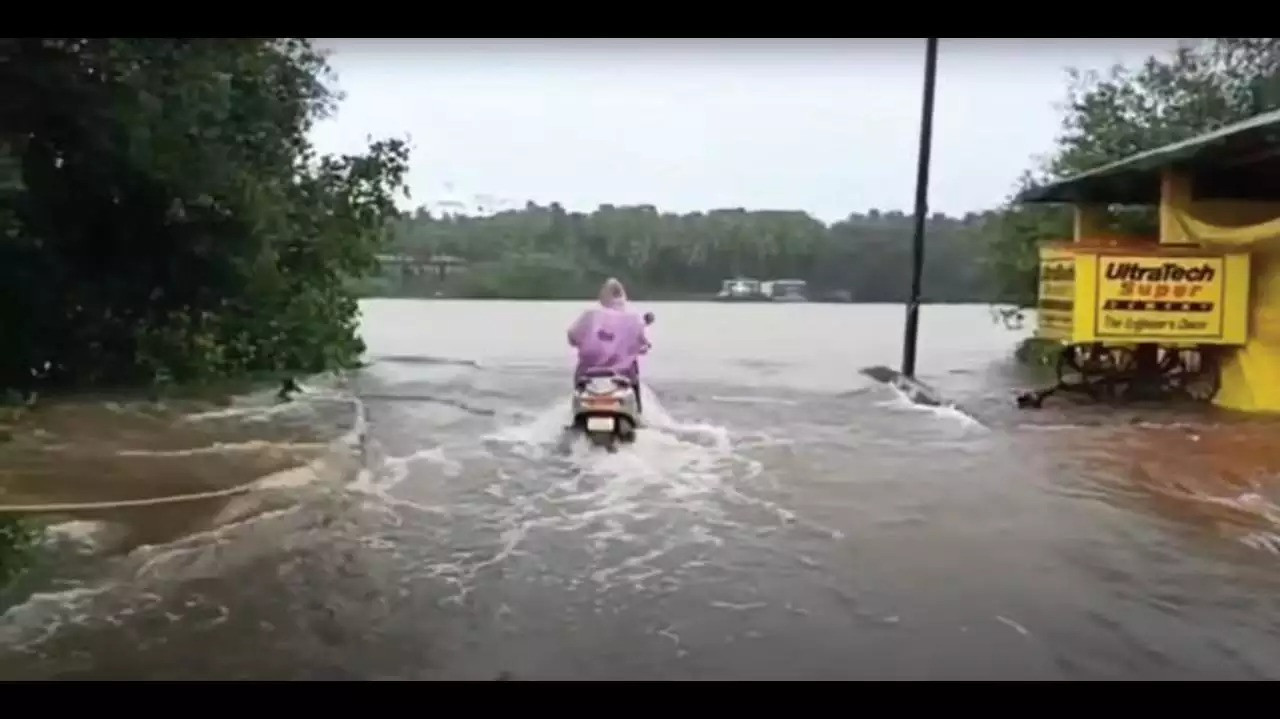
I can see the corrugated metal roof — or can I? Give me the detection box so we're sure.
[1016,108,1280,205]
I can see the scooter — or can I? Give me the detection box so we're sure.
[570,369,641,451]
[567,312,654,452]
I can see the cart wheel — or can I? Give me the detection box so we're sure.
[1057,344,1106,392]
[1057,343,1134,399]
[1171,346,1221,402]
[1055,344,1091,395]
[1101,346,1138,400]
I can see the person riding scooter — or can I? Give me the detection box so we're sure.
[566,279,650,410]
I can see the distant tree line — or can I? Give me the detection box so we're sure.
[363,203,1002,302]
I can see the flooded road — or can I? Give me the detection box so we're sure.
[3,300,1280,680]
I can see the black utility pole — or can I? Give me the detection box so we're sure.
[900,37,939,379]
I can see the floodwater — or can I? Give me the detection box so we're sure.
[3,299,1280,680]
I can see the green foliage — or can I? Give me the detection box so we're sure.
[0,517,38,587]
[0,38,409,393]
[1013,336,1061,367]
[982,38,1280,308]
[375,203,1001,302]
[0,39,409,586]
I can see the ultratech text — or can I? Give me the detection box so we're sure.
[1104,261,1216,283]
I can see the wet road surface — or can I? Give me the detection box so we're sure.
[2,301,1280,680]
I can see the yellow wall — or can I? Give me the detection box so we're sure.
[1159,171,1280,245]
[1160,169,1280,412]
[1215,248,1280,412]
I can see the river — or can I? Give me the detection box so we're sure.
[2,299,1280,680]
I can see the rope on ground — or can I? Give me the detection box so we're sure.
[0,481,261,514]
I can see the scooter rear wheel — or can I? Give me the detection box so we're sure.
[586,432,617,452]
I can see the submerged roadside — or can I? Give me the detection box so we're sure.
[0,372,368,606]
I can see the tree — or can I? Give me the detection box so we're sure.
[0,38,410,587]
[982,38,1280,307]
[0,38,409,391]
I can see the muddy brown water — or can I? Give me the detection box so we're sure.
[1,300,1280,680]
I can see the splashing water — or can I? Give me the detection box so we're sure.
[356,381,821,603]
[482,383,732,463]
[876,381,987,431]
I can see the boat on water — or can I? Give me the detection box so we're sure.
[714,277,811,302]
[715,277,765,302]
[761,279,808,302]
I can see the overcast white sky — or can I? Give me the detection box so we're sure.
[309,38,1184,223]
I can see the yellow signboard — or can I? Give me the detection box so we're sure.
[1036,248,1075,340]
[1093,256,1225,340]
[1032,244,1248,346]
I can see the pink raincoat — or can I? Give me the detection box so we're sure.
[566,279,649,380]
